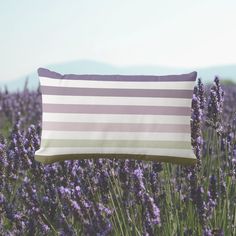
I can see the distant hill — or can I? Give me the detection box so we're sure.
[0,60,236,92]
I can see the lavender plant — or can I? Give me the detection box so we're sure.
[0,78,236,235]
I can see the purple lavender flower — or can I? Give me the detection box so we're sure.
[206,77,224,135]
[143,193,161,225]
[98,169,110,204]
[197,78,206,110]
[203,227,213,236]
[191,92,203,164]
[133,165,146,200]
[0,192,5,207]
[209,174,218,201]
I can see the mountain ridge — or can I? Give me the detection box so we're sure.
[1,60,236,91]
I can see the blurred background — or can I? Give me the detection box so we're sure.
[1,0,236,91]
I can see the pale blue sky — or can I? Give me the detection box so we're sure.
[1,0,236,81]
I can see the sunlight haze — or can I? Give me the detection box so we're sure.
[1,0,236,81]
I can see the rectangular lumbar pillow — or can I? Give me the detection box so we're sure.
[34,68,197,165]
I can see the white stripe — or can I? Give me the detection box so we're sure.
[42,95,191,107]
[42,113,190,124]
[35,147,196,159]
[39,76,195,90]
[41,130,191,141]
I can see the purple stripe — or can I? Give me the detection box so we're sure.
[42,104,190,116]
[40,86,193,98]
[38,68,197,82]
[42,121,190,133]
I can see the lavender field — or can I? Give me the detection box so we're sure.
[0,78,236,236]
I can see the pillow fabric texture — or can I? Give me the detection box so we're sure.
[34,68,197,165]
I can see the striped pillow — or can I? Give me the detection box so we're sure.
[34,68,197,165]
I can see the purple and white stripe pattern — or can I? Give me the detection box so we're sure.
[35,68,197,164]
